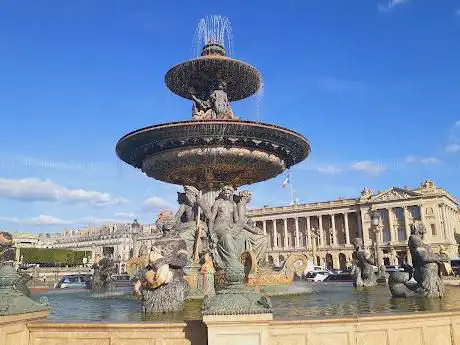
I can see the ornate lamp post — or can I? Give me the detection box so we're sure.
[371,211,386,281]
[131,219,141,259]
[310,227,318,266]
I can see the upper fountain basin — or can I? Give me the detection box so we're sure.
[116,120,310,190]
[165,55,262,102]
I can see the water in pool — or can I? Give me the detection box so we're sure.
[32,282,460,322]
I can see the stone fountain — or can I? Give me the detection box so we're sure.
[116,15,309,323]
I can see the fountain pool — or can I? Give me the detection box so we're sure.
[32,283,460,322]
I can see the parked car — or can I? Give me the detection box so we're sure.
[54,274,90,289]
[305,270,330,282]
[112,274,133,288]
[324,273,353,283]
[385,265,404,273]
[303,265,333,276]
[451,258,460,276]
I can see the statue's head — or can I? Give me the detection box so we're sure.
[239,190,252,203]
[183,185,199,203]
[217,80,227,90]
[352,237,363,249]
[411,222,426,237]
[221,185,234,200]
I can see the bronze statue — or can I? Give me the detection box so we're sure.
[235,190,268,265]
[190,81,235,120]
[172,186,210,261]
[351,238,377,288]
[134,222,188,313]
[389,222,448,298]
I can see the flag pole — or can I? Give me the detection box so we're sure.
[288,170,294,205]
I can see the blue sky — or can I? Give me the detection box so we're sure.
[1,0,460,233]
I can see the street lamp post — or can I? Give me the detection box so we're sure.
[131,219,141,259]
[371,210,386,282]
[310,227,318,266]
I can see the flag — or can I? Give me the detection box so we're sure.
[282,175,289,188]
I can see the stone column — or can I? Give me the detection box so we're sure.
[331,214,337,245]
[435,204,442,238]
[344,212,350,244]
[262,220,267,235]
[406,248,412,265]
[294,217,299,248]
[403,206,411,241]
[318,215,324,248]
[306,216,311,248]
[283,218,288,248]
[387,207,395,243]
[440,205,447,240]
[272,220,277,248]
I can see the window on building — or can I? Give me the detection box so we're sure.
[398,227,406,242]
[431,224,436,236]
[383,229,391,243]
[410,207,421,220]
[395,208,404,221]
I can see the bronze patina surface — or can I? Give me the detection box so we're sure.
[116,120,310,190]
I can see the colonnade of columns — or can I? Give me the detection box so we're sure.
[255,211,362,251]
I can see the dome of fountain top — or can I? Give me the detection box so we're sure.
[165,43,261,102]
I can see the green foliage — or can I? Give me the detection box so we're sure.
[20,248,91,266]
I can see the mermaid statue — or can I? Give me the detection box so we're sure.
[351,237,377,288]
[388,222,448,298]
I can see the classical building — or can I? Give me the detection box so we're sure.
[249,180,460,270]
[11,220,156,272]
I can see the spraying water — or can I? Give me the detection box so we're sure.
[193,15,233,57]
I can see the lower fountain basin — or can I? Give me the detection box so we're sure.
[116,120,310,190]
[32,283,460,322]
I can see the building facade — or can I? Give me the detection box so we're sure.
[249,180,460,269]
[12,221,156,272]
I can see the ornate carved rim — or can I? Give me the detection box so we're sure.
[165,56,262,101]
[116,120,311,186]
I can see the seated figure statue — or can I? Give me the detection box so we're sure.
[190,81,237,120]
[389,222,448,298]
[351,238,377,288]
[235,190,268,266]
[173,186,209,262]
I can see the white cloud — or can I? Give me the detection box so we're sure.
[298,161,343,174]
[446,144,460,153]
[0,178,126,207]
[378,0,410,12]
[0,214,134,227]
[404,156,441,165]
[350,161,386,176]
[114,212,138,218]
[142,196,175,212]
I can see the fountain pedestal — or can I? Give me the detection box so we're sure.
[203,313,272,345]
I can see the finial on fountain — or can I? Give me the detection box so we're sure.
[201,42,226,57]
